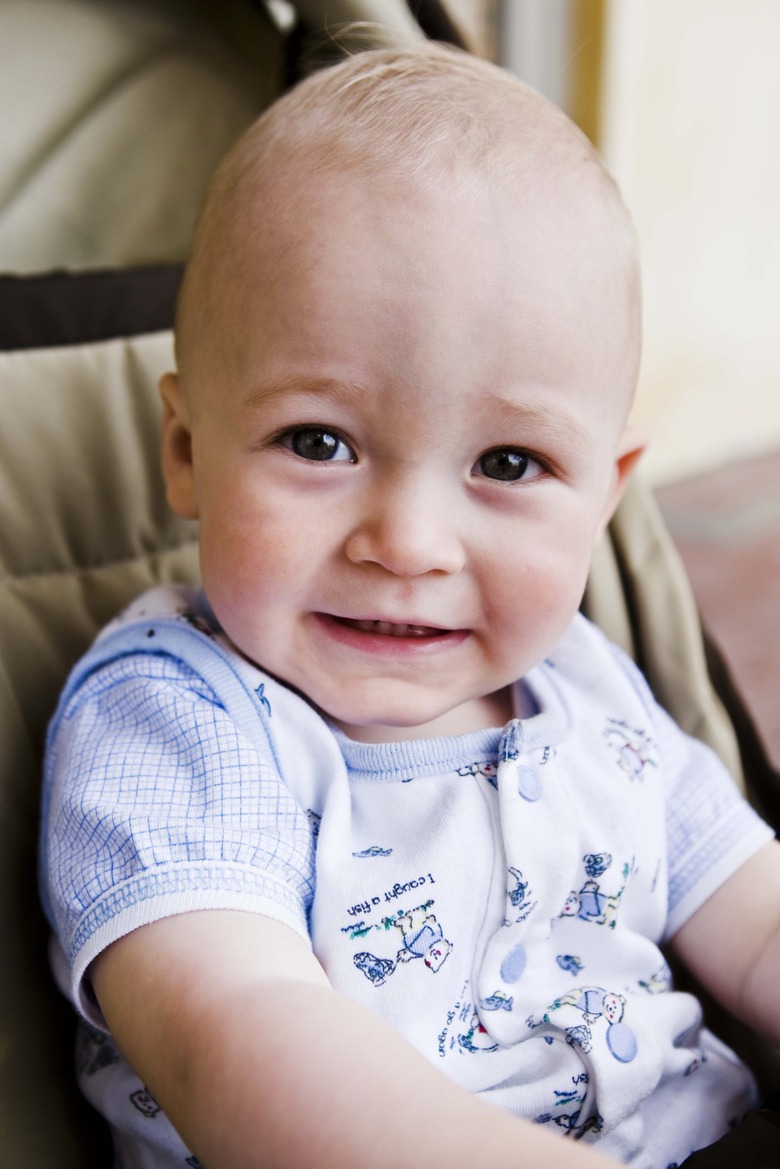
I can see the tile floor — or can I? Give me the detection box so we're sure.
[654,446,780,771]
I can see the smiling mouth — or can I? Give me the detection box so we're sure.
[334,617,450,638]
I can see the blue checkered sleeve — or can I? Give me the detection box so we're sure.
[43,649,316,1002]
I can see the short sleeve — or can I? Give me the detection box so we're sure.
[42,650,316,1024]
[659,702,774,939]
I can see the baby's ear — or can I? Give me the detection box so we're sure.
[159,371,199,520]
[597,424,648,539]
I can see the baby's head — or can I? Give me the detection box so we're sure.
[161,44,645,742]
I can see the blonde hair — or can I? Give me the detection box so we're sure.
[230,44,589,180]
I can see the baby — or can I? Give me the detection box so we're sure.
[41,44,780,1169]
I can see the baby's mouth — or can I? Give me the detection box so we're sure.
[336,617,448,638]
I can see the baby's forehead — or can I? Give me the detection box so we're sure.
[223,138,629,310]
[184,158,634,373]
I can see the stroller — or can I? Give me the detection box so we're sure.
[1,3,777,1166]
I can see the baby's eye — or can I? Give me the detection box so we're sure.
[474,448,543,482]
[280,427,355,463]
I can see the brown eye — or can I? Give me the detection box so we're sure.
[285,428,353,462]
[477,449,529,481]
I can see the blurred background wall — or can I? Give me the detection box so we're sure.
[601,0,780,485]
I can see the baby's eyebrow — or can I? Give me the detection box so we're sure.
[484,394,590,452]
[242,376,367,410]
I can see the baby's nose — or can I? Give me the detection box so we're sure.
[344,481,465,577]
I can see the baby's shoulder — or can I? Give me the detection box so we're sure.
[62,583,251,710]
[545,612,658,715]
[527,612,694,788]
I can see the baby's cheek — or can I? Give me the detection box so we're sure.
[495,543,585,617]
[486,547,589,664]
[201,506,299,595]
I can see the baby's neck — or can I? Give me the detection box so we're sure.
[335,684,528,744]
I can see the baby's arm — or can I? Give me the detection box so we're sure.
[670,838,780,1042]
[93,909,614,1169]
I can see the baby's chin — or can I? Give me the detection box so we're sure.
[327,687,515,744]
